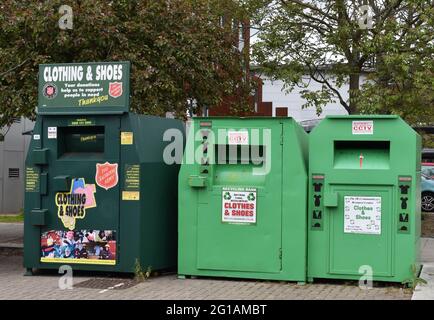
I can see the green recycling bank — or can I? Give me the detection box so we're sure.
[308,116,421,283]
[24,62,184,274]
[178,117,308,282]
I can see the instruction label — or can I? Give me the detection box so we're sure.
[121,132,133,145]
[25,167,39,192]
[122,164,140,201]
[222,187,256,224]
[344,196,381,235]
[68,118,96,126]
[48,127,57,139]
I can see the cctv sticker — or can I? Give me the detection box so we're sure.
[352,121,373,135]
[228,130,249,145]
[48,127,57,139]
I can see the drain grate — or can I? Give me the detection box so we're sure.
[74,278,139,290]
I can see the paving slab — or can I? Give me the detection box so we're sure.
[0,223,430,300]
[421,237,434,263]
[0,223,23,248]
[0,255,412,300]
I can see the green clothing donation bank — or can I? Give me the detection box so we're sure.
[178,117,308,282]
[24,62,184,274]
[307,116,421,283]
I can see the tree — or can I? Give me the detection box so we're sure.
[251,0,434,124]
[0,0,250,127]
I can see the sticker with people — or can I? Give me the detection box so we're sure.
[40,230,116,265]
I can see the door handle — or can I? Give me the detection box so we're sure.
[30,209,48,226]
[188,175,207,188]
[324,192,338,207]
[32,148,49,165]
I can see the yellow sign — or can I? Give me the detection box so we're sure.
[122,191,140,201]
[121,132,133,145]
[55,178,96,230]
[40,257,115,265]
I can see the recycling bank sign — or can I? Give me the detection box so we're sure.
[38,61,130,113]
[222,187,257,224]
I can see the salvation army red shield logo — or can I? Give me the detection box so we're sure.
[95,162,118,190]
[43,83,57,99]
[109,82,122,98]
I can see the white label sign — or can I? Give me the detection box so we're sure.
[48,127,57,139]
[33,134,41,140]
[352,121,374,135]
[344,196,381,235]
[222,187,256,224]
[228,130,249,145]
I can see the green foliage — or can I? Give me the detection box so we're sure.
[422,133,434,148]
[134,259,152,282]
[251,0,434,124]
[0,0,250,126]
[402,264,427,292]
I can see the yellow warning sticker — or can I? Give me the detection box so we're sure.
[122,191,140,201]
[121,132,133,145]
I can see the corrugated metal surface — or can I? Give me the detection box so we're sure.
[0,117,34,213]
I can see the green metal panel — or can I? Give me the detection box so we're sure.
[329,186,393,276]
[24,113,184,273]
[52,176,71,192]
[308,115,421,283]
[179,117,308,281]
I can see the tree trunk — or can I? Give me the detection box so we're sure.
[348,73,360,114]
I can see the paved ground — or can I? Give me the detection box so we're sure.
[0,255,412,300]
[0,222,431,300]
[413,262,434,300]
[421,237,434,262]
[0,223,23,248]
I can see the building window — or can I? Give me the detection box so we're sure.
[8,168,19,179]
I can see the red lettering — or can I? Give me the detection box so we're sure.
[225,202,253,210]
[231,210,254,217]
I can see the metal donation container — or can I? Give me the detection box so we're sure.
[24,61,184,274]
[308,115,421,283]
[178,117,308,282]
